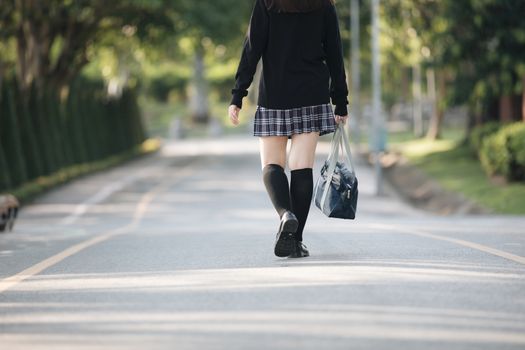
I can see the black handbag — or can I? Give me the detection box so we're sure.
[314,123,358,219]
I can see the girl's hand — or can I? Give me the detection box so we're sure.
[335,114,348,124]
[229,105,241,126]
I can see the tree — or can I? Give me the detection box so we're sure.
[0,0,174,94]
[379,0,525,140]
[431,0,525,125]
[173,0,253,123]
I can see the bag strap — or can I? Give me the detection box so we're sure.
[314,127,337,198]
[319,124,356,211]
[326,126,341,165]
[339,124,356,174]
[320,126,342,209]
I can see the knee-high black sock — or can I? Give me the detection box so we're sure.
[290,168,313,241]
[262,164,292,219]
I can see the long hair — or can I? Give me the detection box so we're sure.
[264,0,335,13]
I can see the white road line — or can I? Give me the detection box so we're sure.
[59,181,128,225]
[58,162,165,226]
[370,223,525,265]
[0,160,201,294]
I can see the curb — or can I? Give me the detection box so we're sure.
[361,150,490,215]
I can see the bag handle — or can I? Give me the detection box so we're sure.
[339,123,356,174]
[327,123,355,175]
[314,126,338,204]
[326,125,341,165]
[319,124,356,211]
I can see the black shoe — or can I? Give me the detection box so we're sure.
[289,241,309,258]
[274,211,298,257]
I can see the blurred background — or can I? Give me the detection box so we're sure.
[0,0,524,213]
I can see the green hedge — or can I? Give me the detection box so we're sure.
[148,73,189,102]
[505,123,525,181]
[478,122,525,181]
[0,77,147,193]
[469,121,501,156]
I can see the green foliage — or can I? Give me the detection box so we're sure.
[510,130,525,167]
[376,0,525,123]
[13,81,44,180]
[469,122,501,156]
[0,83,28,187]
[479,131,510,178]
[406,142,525,214]
[0,76,147,193]
[0,143,10,191]
[479,122,525,181]
[505,123,525,181]
[394,134,525,214]
[175,0,253,45]
[0,0,176,90]
[147,72,189,102]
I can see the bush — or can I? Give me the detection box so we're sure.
[149,75,187,102]
[505,123,525,181]
[479,122,525,181]
[480,131,510,177]
[469,122,501,156]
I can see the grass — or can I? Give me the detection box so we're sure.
[10,138,161,205]
[389,131,525,215]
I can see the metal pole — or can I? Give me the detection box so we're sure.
[371,0,384,196]
[350,0,361,148]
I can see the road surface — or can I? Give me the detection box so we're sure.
[1,135,524,350]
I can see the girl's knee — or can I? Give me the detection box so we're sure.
[289,162,314,171]
[261,161,286,170]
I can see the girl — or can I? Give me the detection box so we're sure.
[228,0,349,258]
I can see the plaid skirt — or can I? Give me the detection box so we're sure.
[253,103,337,138]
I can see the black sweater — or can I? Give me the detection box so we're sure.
[230,0,349,116]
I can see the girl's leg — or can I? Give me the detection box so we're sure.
[288,132,319,241]
[259,136,291,218]
[259,135,288,170]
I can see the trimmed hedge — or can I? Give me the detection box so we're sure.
[478,122,525,181]
[505,123,525,181]
[468,121,501,156]
[479,131,510,178]
[0,77,147,193]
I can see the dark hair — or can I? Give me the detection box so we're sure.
[264,0,335,13]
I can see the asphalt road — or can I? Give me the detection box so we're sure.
[1,135,524,350]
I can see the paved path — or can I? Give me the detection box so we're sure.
[1,135,524,350]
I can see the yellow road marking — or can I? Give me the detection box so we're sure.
[371,223,525,265]
[0,161,200,294]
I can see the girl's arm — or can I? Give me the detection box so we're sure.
[323,2,349,116]
[230,0,269,109]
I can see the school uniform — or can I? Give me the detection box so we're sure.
[231,0,349,138]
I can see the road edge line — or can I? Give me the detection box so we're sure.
[370,223,525,265]
[0,160,201,294]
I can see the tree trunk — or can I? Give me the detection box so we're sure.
[189,46,210,124]
[425,68,441,140]
[499,95,513,122]
[14,1,95,93]
[412,64,423,137]
[401,67,410,102]
[15,2,51,92]
[522,75,525,122]
[0,62,3,93]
